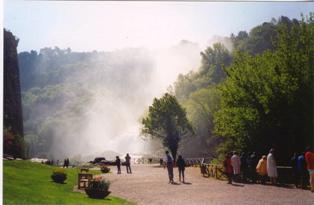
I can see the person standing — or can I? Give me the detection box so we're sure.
[125,153,132,174]
[159,158,163,166]
[63,159,66,168]
[176,155,186,183]
[240,152,248,182]
[290,153,298,187]
[297,152,308,189]
[247,152,258,183]
[165,151,174,183]
[223,153,233,184]
[231,151,241,182]
[305,146,314,192]
[116,156,121,174]
[256,155,267,184]
[267,148,278,185]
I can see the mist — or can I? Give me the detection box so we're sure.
[20,40,201,160]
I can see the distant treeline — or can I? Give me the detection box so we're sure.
[174,14,314,163]
[18,47,155,158]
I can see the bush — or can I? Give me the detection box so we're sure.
[51,168,67,183]
[85,177,111,199]
[100,166,110,173]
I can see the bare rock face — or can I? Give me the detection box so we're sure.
[3,29,24,141]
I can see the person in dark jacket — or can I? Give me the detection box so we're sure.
[290,152,298,187]
[176,155,186,183]
[240,152,248,182]
[116,156,121,174]
[247,152,258,183]
[125,153,132,174]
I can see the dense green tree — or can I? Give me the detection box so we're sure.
[180,87,221,157]
[142,93,193,160]
[4,29,24,158]
[174,43,231,101]
[214,13,314,163]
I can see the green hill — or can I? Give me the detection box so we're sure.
[3,160,135,205]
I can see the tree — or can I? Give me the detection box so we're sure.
[179,87,221,157]
[142,93,193,161]
[214,13,314,162]
[174,43,231,101]
[4,29,24,158]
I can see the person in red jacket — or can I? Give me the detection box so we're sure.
[223,153,233,184]
[304,146,314,192]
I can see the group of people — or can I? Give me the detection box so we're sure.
[164,151,186,184]
[223,147,314,192]
[290,147,314,191]
[63,158,70,168]
[112,148,314,192]
[115,153,132,174]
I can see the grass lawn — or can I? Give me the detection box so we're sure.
[3,160,136,205]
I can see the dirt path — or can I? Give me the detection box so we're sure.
[103,164,314,205]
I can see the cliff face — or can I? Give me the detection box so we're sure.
[3,29,24,138]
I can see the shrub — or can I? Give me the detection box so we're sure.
[85,177,111,199]
[51,168,67,183]
[100,166,110,173]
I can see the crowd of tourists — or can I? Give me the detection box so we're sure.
[113,148,313,192]
[223,147,314,192]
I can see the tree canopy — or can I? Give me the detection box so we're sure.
[172,13,314,163]
[142,93,193,160]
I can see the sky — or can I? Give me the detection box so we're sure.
[3,0,314,53]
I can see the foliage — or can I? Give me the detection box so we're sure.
[214,14,314,162]
[3,128,25,158]
[87,177,110,192]
[3,160,134,205]
[142,93,193,160]
[179,87,221,157]
[51,168,67,183]
[174,43,231,101]
[85,176,111,199]
[100,166,111,173]
[3,29,24,154]
[172,13,314,163]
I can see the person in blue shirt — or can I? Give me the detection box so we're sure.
[297,152,309,189]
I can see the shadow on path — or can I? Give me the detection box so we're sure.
[231,183,245,187]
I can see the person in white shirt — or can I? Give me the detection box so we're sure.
[231,151,241,182]
[267,148,278,185]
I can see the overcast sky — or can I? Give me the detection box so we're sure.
[4,0,314,52]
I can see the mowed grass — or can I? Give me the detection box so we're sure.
[3,160,135,205]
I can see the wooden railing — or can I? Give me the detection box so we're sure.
[200,163,225,179]
[200,163,293,184]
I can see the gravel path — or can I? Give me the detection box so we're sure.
[103,164,314,205]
